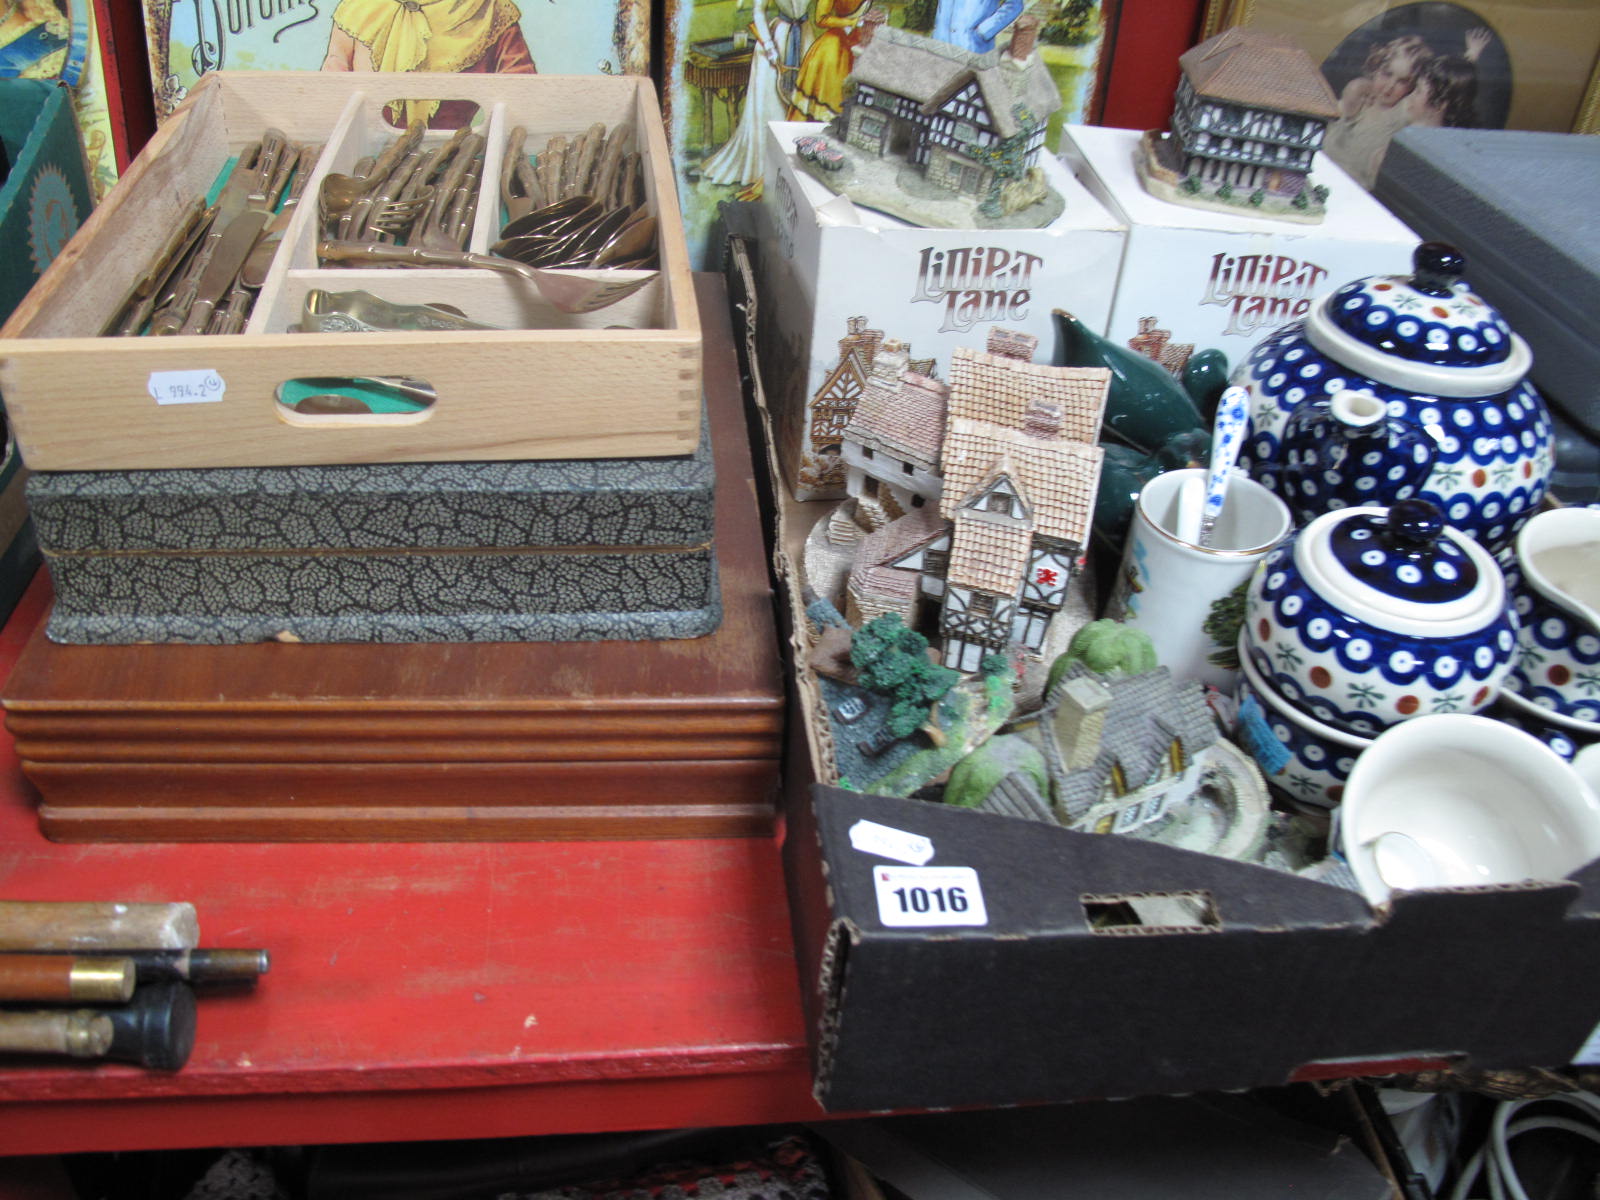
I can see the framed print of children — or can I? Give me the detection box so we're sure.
[1319,1,1510,189]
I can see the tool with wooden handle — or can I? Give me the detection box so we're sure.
[0,947,267,988]
[0,954,135,1003]
[0,1011,112,1059]
[0,900,200,952]
[0,982,197,1069]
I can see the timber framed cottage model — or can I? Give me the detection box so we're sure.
[834,16,1061,200]
[934,345,1108,673]
[1162,27,1339,198]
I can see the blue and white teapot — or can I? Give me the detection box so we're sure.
[1233,243,1553,554]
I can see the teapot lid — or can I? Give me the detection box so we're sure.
[1295,499,1506,637]
[1304,243,1532,399]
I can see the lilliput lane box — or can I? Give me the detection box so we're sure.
[760,119,1125,502]
[1060,124,1419,380]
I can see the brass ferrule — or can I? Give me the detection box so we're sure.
[69,957,136,1003]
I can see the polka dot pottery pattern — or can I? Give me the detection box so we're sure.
[1233,322,1551,553]
[1243,510,1518,734]
[1326,276,1513,370]
[1236,670,1370,809]
[1491,699,1600,763]
[1274,390,1434,528]
[1499,533,1600,725]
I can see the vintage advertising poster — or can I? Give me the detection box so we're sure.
[666,0,1118,267]
[143,1,652,118]
[1,1,120,198]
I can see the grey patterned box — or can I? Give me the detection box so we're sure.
[29,412,718,645]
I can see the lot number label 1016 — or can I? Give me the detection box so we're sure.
[873,865,988,928]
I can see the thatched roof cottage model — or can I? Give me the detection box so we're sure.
[799,18,1064,225]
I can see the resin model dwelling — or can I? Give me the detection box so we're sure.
[981,661,1274,860]
[795,18,1065,226]
[1136,27,1339,223]
[840,338,950,530]
[842,329,1111,673]
[839,17,1058,198]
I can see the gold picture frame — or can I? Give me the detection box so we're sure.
[1202,0,1600,133]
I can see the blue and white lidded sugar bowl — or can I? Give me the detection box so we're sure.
[1244,498,1518,736]
[1234,242,1553,554]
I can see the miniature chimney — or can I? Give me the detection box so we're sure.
[986,327,1038,361]
[869,338,911,384]
[1053,676,1111,773]
[1007,14,1041,62]
[840,316,884,366]
[1021,399,1063,440]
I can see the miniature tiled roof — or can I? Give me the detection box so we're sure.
[946,347,1109,443]
[1179,27,1339,120]
[854,505,947,573]
[982,774,1058,824]
[939,418,1104,545]
[848,505,947,604]
[844,370,949,470]
[947,512,1035,595]
[850,26,1062,139]
[1041,663,1220,821]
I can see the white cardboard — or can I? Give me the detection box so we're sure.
[1059,124,1420,380]
[759,120,1127,501]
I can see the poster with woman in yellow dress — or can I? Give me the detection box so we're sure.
[142,0,651,118]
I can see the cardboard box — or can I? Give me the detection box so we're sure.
[760,120,1126,501]
[724,228,1600,1119]
[787,783,1600,1114]
[1060,124,1418,378]
[0,71,699,471]
[0,79,93,326]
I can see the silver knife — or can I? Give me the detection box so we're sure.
[176,209,269,335]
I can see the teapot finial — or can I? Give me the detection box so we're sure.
[1411,242,1465,298]
[1385,498,1446,553]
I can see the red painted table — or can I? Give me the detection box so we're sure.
[0,570,822,1154]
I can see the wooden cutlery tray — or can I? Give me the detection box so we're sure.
[0,72,700,471]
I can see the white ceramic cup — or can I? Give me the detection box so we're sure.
[1337,713,1600,906]
[1103,467,1292,690]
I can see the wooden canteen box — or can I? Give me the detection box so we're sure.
[0,72,701,471]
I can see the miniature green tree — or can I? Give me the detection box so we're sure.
[1046,619,1158,695]
[1216,181,1234,201]
[850,614,961,740]
[1180,176,1202,195]
[1203,580,1249,669]
[1248,188,1266,207]
[944,734,1049,809]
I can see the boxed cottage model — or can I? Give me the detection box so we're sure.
[1059,124,1418,380]
[759,119,1126,502]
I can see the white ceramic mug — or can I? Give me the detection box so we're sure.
[1337,713,1600,906]
[1103,467,1292,690]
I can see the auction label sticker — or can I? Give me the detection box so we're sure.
[148,369,226,405]
[848,819,934,866]
[873,865,987,928]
